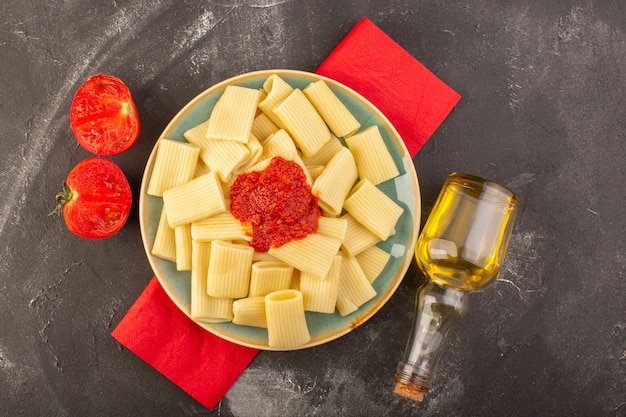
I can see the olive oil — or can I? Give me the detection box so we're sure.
[416,173,519,291]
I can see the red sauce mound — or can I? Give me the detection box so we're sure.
[230,157,322,252]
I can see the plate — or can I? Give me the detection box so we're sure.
[139,69,421,350]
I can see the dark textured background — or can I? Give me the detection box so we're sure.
[1,1,625,416]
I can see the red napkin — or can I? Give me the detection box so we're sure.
[111,277,258,409]
[317,17,461,156]
[111,16,460,411]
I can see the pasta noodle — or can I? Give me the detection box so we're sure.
[336,251,377,316]
[345,125,400,185]
[300,255,342,314]
[248,261,294,297]
[206,85,261,143]
[355,245,391,284]
[151,206,176,262]
[206,240,254,298]
[162,172,227,228]
[191,210,249,243]
[303,79,360,137]
[268,233,342,280]
[174,223,192,271]
[232,297,267,328]
[340,213,381,257]
[265,289,310,349]
[343,179,403,241]
[312,147,358,215]
[147,139,200,197]
[190,241,234,323]
[272,88,331,157]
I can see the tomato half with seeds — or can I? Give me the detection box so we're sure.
[70,74,140,156]
[51,158,132,239]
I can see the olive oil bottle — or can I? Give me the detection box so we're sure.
[395,173,519,402]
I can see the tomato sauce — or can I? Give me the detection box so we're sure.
[230,157,322,252]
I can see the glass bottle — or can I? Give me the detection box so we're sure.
[395,173,519,401]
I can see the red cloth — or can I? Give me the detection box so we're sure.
[111,278,258,410]
[111,17,460,411]
[316,17,461,156]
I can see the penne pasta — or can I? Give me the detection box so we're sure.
[162,172,227,228]
[190,241,234,323]
[336,251,377,317]
[345,125,400,185]
[312,147,358,215]
[273,88,331,157]
[303,79,361,137]
[343,179,404,241]
[232,297,267,328]
[265,289,310,349]
[268,233,342,280]
[248,261,294,297]
[206,240,254,298]
[147,139,200,197]
[300,255,342,314]
[206,85,261,143]
[355,245,391,284]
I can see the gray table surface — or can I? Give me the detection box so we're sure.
[1,1,625,416]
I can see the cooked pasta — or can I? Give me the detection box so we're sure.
[248,261,294,297]
[258,74,294,128]
[162,172,227,228]
[312,147,358,215]
[355,245,391,283]
[147,139,200,197]
[184,120,252,183]
[336,251,377,316]
[151,206,176,262]
[206,85,261,143]
[268,233,342,280]
[343,179,404,241]
[190,241,234,323]
[340,213,381,257]
[303,79,360,137]
[272,88,331,157]
[232,297,267,328]
[191,211,249,243]
[265,289,310,349]
[174,223,192,271]
[316,216,348,243]
[345,125,400,185]
[300,255,342,314]
[206,240,254,298]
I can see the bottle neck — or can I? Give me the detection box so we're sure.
[395,281,469,401]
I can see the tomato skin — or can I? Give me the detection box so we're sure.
[70,74,140,156]
[57,158,132,239]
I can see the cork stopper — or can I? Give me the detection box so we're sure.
[394,381,426,402]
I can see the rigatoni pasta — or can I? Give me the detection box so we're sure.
[345,125,400,185]
[265,289,310,349]
[206,240,254,298]
[206,85,261,143]
[162,172,226,228]
[147,139,200,196]
[190,241,234,323]
[303,79,361,137]
[343,179,404,241]
[273,88,331,157]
